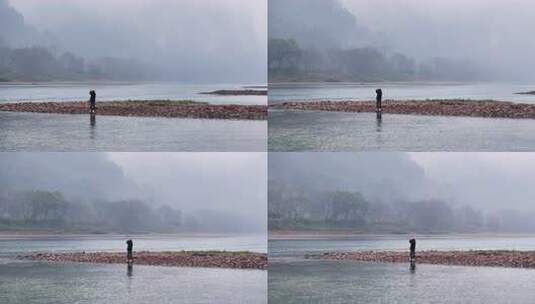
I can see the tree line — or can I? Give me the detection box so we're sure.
[0,189,181,233]
[0,46,157,82]
[268,38,485,83]
[268,180,535,233]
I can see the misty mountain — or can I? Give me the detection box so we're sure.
[0,153,267,234]
[2,0,267,83]
[0,0,166,83]
[341,0,535,81]
[269,0,372,49]
[0,0,157,82]
[0,0,53,48]
[269,153,535,233]
[0,153,139,202]
[268,0,524,82]
[0,0,25,46]
[269,153,430,204]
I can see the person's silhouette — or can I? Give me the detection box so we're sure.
[409,238,416,264]
[375,89,383,112]
[126,239,133,264]
[89,90,96,114]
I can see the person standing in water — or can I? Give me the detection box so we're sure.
[375,89,383,112]
[89,90,96,114]
[409,238,416,263]
[126,239,133,264]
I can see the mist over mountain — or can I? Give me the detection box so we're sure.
[0,153,267,234]
[1,0,266,82]
[269,0,372,50]
[341,0,535,81]
[0,153,138,202]
[0,0,52,48]
[269,0,531,82]
[269,153,430,203]
[269,153,535,233]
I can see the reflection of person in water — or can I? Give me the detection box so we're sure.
[375,89,383,112]
[89,90,96,114]
[126,239,133,264]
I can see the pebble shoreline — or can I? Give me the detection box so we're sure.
[20,251,267,270]
[270,99,535,119]
[309,250,535,269]
[0,101,267,120]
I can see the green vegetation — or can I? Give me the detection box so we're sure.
[269,180,490,234]
[0,46,156,82]
[0,190,182,234]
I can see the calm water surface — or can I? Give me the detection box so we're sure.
[269,235,535,304]
[0,234,267,256]
[269,110,535,151]
[0,82,266,105]
[0,111,266,151]
[0,234,266,304]
[269,82,535,104]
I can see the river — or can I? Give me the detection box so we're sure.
[269,234,535,304]
[269,82,535,104]
[0,234,267,304]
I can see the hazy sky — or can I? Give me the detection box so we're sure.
[0,152,267,232]
[340,0,535,80]
[108,152,267,226]
[7,0,267,82]
[409,152,535,212]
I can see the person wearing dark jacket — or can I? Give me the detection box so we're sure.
[126,239,133,263]
[375,89,383,112]
[89,90,96,114]
[409,238,416,262]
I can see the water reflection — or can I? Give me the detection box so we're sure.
[0,261,267,304]
[0,112,266,152]
[269,260,535,304]
[269,110,535,151]
[127,263,133,277]
[126,263,133,295]
[375,115,382,132]
[410,262,416,273]
[89,114,96,140]
[90,114,96,126]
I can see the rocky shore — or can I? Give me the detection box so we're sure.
[20,251,267,270]
[0,100,267,120]
[270,99,535,119]
[200,89,267,96]
[308,250,535,269]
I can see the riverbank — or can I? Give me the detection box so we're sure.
[309,250,535,269]
[270,99,535,119]
[0,100,267,120]
[20,251,267,270]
